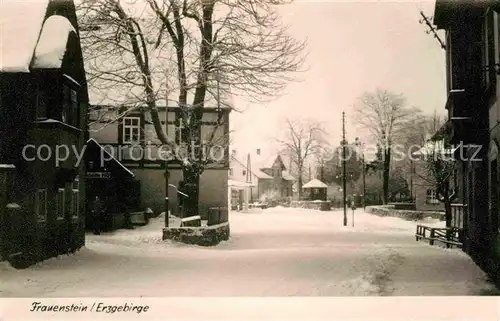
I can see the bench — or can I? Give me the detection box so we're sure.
[181,215,202,227]
[130,211,148,225]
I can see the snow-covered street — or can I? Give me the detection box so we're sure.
[0,207,497,297]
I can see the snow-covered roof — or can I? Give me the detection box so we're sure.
[90,96,234,111]
[302,179,328,189]
[0,0,50,72]
[86,138,135,178]
[282,171,295,181]
[246,153,274,179]
[136,97,233,109]
[251,153,289,174]
[31,15,76,69]
[228,179,256,188]
[230,154,273,180]
[253,169,273,179]
[232,150,294,180]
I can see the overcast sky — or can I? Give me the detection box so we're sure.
[230,0,446,156]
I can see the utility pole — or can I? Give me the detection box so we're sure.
[320,160,324,182]
[419,11,446,50]
[164,90,169,227]
[363,156,366,210]
[342,111,347,226]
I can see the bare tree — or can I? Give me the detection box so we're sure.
[401,110,444,148]
[397,110,445,196]
[77,0,307,215]
[277,118,328,198]
[353,88,421,204]
[415,140,457,228]
[412,113,457,228]
[315,146,333,183]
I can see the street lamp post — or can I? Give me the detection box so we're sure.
[410,159,414,201]
[342,112,347,226]
[363,162,366,209]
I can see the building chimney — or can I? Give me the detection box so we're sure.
[256,148,261,156]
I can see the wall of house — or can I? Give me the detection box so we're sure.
[414,183,444,212]
[412,160,444,212]
[132,168,228,216]
[254,179,273,201]
[88,123,117,144]
[281,180,294,197]
[0,73,85,267]
[229,155,248,182]
[199,169,228,212]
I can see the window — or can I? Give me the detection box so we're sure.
[242,170,246,176]
[56,188,65,220]
[62,85,70,123]
[123,117,140,144]
[71,177,79,219]
[62,84,78,125]
[70,88,78,126]
[229,168,233,176]
[426,189,439,205]
[71,188,79,219]
[35,189,47,221]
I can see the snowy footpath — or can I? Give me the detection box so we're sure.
[0,207,497,297]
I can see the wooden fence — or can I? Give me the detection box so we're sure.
[415,225,463,248]
[451,203,466,229]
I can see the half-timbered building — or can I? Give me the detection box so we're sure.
[0,0,88,267]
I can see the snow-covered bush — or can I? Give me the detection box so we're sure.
[259,189,280,203]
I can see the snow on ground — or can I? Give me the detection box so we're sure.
[0,207,496,297]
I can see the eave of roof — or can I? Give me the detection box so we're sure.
[434,0,492,29]
[86,138,135,177]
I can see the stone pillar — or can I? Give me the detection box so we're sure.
[0,164,15,261]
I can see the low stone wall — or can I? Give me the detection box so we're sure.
[290,201,331,211]
[388,202,416,211]
[163,222,230,246]
[366,205,445,221]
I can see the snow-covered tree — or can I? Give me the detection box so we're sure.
[77,0,307,215]
[353,89,421,204]
[276,118,328,197]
